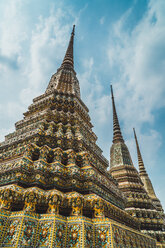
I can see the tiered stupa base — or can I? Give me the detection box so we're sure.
[0,210,157,248]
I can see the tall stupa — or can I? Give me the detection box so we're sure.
[0,26,164,247]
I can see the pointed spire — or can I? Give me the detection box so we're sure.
[111,85,124,143]
[133,128,147,175]
[60,25,75,70]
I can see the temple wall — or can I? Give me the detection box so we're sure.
[0,210,157,248]
[156,243,165,248]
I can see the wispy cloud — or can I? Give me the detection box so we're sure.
[108,0,165,129]
[21,9,74,104]
[0,53,19,70]
[100,16,105,25]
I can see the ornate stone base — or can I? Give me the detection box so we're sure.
[0,209,157,247]
[156,243,165,248]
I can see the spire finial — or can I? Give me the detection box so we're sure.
[110,84,114,98]
[133,128,147,175]
[72,24,75,35]
[111,85,124,143]
[60,25,75,70]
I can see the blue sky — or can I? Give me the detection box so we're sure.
[0,0,165,209]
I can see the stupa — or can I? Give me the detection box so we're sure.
[110,85,165,246]
[0,25,163,247]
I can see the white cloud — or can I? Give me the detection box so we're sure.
[20,9,73,104]
[78,57,111,127]
[78,57,94,95]
[108,0,165,129]
[0,127,15,143]
[100,16,105,25]
[0,0,27,57]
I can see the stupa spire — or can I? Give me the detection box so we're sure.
[60,25,75,70]
[111,85,124,143]
[45,25,80,97]
[133,128,161,203]
[133,128,147,176]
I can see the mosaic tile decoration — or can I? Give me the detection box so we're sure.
[0,210,158,248]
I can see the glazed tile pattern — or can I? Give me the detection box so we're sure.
[112,224,156,248]
[0,210,157,247]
